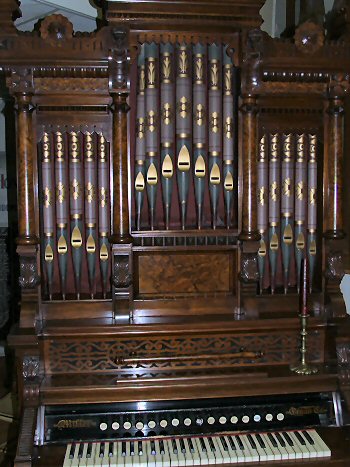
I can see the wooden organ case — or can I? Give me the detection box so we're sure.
[2,0,350,465]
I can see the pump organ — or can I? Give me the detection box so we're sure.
[2,0,350,466]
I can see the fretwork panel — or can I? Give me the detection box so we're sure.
[133,41,237,232]
[39,129,111,300]
[257,132,319,295]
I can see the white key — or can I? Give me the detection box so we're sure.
[63,443,73,467]
[215,436,231,463]
[183,438,195,466]
[229,435,246,463]
[124,441,134,467]
[307,429,331,457]
[155,440,165,467]
[70,443,80,467]
[93,442,101,466]
[175,438,187,467]
[160,439,171,467]
[278,432,296,460]
[116,442,125,467]
[208,437,222,464]
[201,437,216,465]
[260,434,277,461]
[240,434,258,463]
[78,443,88,467]
[250,434,269,461]
[223,436,238,463]
[146,439,162,467]
[299,431,319,458]
[109,442,118,467]
[101,442,110,467]
[267,432,289,460]
[86,443,97,467]
[289,431,310,459]
[187,438,201,466]
[194,438,208,465]
[137,440,149,467]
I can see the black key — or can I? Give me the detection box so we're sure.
[180,438,186,453]
[256,434,266,449]
[69,443,76,459]
[247,434,257,450]
[228,436,237,450]
[86,443,92,458]
[130,441,135,456]
[200,438,207,452]
[187,438,195,453]
[160,440,165,455]
[138,441,143,455]
[282,432,294,447]
[208,437,216,451]
[109,443,114,457]
[100,442,105,458]
[294,431,306,446]
[172,439,178,454]
[267,433,278,448]
[236,436,245,450]
[275,432,286,447]
[302,430,315,445]
[78,443,84,458]
[220,436,228,451]
[151,440,156,455]
[122,441,127,456]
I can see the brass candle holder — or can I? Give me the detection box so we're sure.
[291,313,318,375]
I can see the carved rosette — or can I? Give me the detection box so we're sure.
[112,256,131,288]
[240,253,259,283]
[294,21,324,54]
[22,356,40,379]
[325,251,345,282]
[39,14,73,47]
[19,256,40,289]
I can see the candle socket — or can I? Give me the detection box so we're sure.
[290,314,318,375]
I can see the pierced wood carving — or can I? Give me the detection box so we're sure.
[45,332,324,374]
[19,256,40,289]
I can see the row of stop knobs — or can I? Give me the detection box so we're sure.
[99,413,285,432]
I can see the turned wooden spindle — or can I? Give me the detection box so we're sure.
[15,92,38,245]
[239,95,260,242]
[325,94,345,240]
[110,93,132,244]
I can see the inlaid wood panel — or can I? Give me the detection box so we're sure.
[136,252,235,297]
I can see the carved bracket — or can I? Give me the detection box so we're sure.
[7,67,34,94]
[108,27,130,93]
[22,356,40,379]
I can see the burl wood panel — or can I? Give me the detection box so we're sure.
[137,252,234,296]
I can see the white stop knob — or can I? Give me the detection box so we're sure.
[277,413,285,421]
[184,418,191,426]
[242,415,250,424]
[207,417,215,425]
[172,418,179,427]
[99,422,108,431]
[112,421,119,430]
[265,414,273,422]
[160,419,168,428]
[230,416,238,424]
[148,420,156,429]
[136,421,144,430]
[219,416,227,424]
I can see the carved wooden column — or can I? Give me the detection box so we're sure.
[324,74,347,311]
[239,31,261,290]
[108,28,133,319]
[8,68,39,328]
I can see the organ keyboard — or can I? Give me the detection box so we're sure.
[62,429,332,467]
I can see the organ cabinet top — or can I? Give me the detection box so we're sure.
[2,0,350,465]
